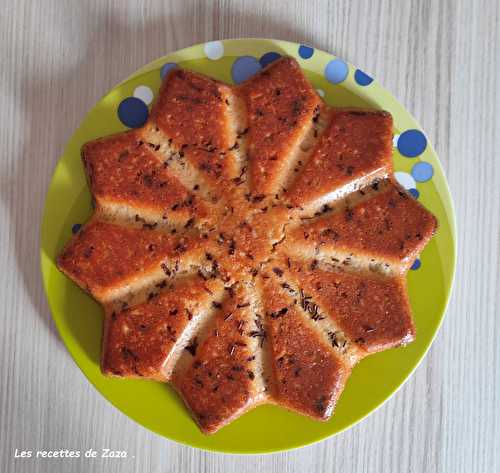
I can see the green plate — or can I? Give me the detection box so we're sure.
[40,39,456,453]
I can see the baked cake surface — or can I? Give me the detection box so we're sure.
[57,57,437,434]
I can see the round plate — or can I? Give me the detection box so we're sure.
[40,39,456,453]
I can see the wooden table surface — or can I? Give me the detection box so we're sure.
[1,1,499,472]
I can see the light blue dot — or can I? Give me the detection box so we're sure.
[231,56,262,84]
[354,69,373,86]
[410,259,421,270]
[411,162,434,182]
[260,51,281,67]
[72,223,82,234]
[298,45,314,59]
[204,41,224,60]
[397,129,427,157]
[325,59,349,84]
[118,97,149,128]
[160,62,177,80]
[409,188,420,199]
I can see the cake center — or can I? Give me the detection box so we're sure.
[205,197,292,282]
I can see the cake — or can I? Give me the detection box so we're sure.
[57,57,437,434]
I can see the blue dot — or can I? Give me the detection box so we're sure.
[298,45,314,59]
[354,69,373,86]
[259,52,281,67]
[160,62,177,80]
[410,259,421,270]
[409,188,420,199]
[231,56,262,84]
[411,161,434,182]
[325,59,349,84]
[118,97,149,128]
[72,223,82,234]
[397,129,427,157]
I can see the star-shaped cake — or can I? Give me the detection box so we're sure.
[57,57,437,434]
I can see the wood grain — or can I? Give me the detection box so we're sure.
[0,0,499,472]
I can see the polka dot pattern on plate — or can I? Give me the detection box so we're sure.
[394,171,417,190]
[160,62,177,80]
[118,97,149,128]
[133,85,154,105]
[204,41,224,60]
[397,129,427,157]
[298,45,314,59]
[325,58,349,84]
[410,259,422,270]
[71,223,82,234]
[411,161,434,182]
[259,51,281,67]
[231,56,262,84]
[354,69,373,86]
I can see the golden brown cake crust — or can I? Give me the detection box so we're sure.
[239,57,322,195]
[259,274,350,419]
[56,56,438,434]
[286,179,438,272]
[287,260,415,353]
[152,69,230,150]
[173,284,260,433]
[102,278,222,380]
[82,130,208,225]
[286,109,394,207]
[151,68,238,186]
[57,219,207,302]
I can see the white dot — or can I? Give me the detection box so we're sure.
[204,41,224,60]
[394,171,417,190]
[316,88,325,97]
[393,134,400,148]
[133,86,154,105]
